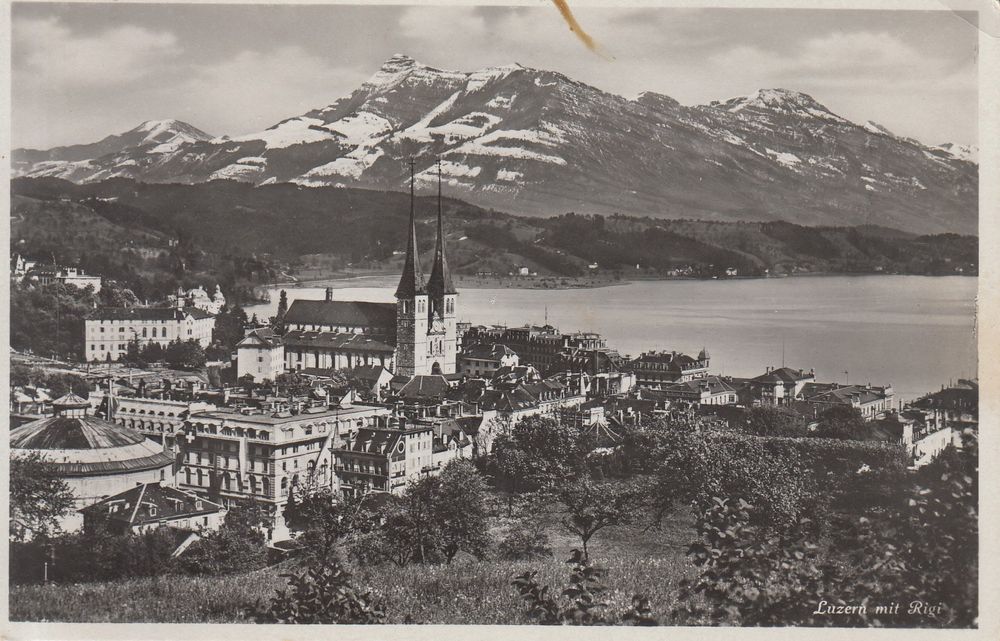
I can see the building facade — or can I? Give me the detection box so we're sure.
[85,307,215,362]
[176,402,391,538]
[626,349,711,388]
[237,327,285,383]
[394,164,459,377]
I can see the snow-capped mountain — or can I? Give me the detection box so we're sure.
[12,54,977,234]
[935,142,978,164]
[13,119,213,180]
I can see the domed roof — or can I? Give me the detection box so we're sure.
[10,411,173,476]
[11,416,147,450]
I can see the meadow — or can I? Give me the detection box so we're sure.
[8,510,698,624]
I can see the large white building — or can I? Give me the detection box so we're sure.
[85,306,215,362]
[237,327,285,383]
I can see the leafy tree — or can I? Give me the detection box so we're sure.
[98,281,140,308]
[164,338,207,370]
[212,304,248,355]
[489,417,592,512]
[10,452,76,541]
[557,478,645,560]
[139,341,165,363]
[284,490,375,563]
[10,282,97,360]
[674,498,833,626]
[174,504,269,575]
[742,405,806,437]
[647,429,819,532]
[123,338,147,368]
[434,460,492,563]
[251,560,385,624]
[814,405,868,440]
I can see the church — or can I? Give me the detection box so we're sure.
[281,161,458,377]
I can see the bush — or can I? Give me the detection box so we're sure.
[250,561,385,624]
[513,549,658,625]
[497,526,553,561]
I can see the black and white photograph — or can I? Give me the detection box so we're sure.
[3,0,992,634]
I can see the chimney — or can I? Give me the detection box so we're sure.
[325,287,334,302]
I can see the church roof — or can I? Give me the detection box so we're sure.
[427,177,456,299]
[283,330,396,353]
[284,300,396,328]
[396,163,426,299]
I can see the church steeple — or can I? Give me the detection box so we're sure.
[395,158,425,299]
[427,158,456,305]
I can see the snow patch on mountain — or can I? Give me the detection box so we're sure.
[231,117,335,149]
[323,112,393,145]
[935,142,978,163]
[765,148,801,168]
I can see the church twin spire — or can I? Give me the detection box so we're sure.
[395,158,455,302]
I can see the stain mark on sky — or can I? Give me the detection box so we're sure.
[550,0,613,59]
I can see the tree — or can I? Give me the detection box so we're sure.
[164,338,207,370]
[558,478,645,560]
[98,281,140,308]
[742,406,806,437]
[814,405,867,440]
[488,416,592,513]
[434,460,492,563]
[10,452,76,541]
[139,341,165,363]
[272,290,288,335]
[647,430,819,532]
[212,304,248,355]
[174,504,269,575]
[124,338,147,367]
[284,490,374,563]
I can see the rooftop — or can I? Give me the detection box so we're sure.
[285,299,396,329]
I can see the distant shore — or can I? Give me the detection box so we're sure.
[262,268,975,296]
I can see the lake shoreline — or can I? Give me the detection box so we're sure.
[261,270,976,295]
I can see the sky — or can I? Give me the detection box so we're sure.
[11,4,979,149]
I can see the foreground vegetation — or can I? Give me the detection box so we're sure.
[9,513,695,624]
[9,416,978,626]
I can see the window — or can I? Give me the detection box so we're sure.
[142,328,147,338]
[119,327,124,333]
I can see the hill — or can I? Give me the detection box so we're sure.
[12,55,978,235]
[11,178,977,287]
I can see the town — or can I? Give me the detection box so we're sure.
[8,161,981,630]
[10,169,977,552]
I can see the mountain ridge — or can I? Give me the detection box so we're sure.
[12,54,978,235]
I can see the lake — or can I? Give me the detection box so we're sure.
[246,275,978,403]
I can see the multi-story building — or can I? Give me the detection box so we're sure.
[658,376,740,406]
[237,327,285,383]
[801,383,895,421]
[112,396,217,451]
[84,306,215,362]
[746,366,816,406]
[56,267,103,292]
[459,343,519,378]
[625,350,710,388]
[334,419,438,496]
[461,324,607,374]
[176,401,391,538]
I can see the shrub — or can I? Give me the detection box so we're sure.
[513,550,658,625]
[250,561,385,624]
[497,526,553,561]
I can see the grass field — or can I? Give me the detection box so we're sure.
[9,510,698,624]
